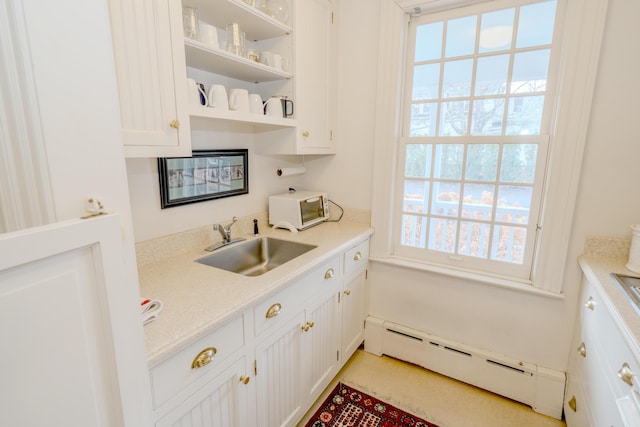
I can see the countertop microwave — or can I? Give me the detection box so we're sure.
[269,191,330,231]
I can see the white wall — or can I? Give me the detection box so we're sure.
[332,0,640,373]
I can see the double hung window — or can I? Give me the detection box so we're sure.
[396,0,560,280]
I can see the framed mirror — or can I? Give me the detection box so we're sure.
[158,149,248,208]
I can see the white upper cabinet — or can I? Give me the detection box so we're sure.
[109,0,192,158]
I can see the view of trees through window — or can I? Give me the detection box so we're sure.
[398,0,557,276]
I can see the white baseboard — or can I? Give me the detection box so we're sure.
[364,316,565,420]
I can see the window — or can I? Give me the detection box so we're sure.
[395,0,559,280]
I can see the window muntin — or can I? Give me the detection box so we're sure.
[397,0,557,280]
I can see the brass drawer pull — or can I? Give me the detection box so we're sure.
[577,342,587,358]
[266,303,282,319]
[353,251,362,261]
[239,375,250,384]
[568,395,577,412]
[344,290,351,296]
[324,268,335,279]
[169,119,180,129]
[192,347,217,369]
[618,362,635,387]
[585,296,596,310]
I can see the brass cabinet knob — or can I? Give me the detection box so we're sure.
[266,303,282,319]
[568,395,577,412]
[577,342,587,358]
[191,347,217,369]
[308,321,315,328]
[344,290,351,296]
[618,362,635,387]
[324,268,335,279]
[585,296,596,310]
[169,119,180,129]
[301,323,310,332]
[302,131,310,137]
[354,252,362,261]
[239,375,250,385]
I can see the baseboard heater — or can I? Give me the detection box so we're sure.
[364,316,565,420]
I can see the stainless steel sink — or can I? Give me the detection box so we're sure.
[196,237,317,277]
[611,273,640,314]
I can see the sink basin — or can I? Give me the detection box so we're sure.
[611,273,640,314]
[196,237,317,276]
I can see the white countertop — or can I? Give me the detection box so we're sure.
[138,221,374,367]
[578,255,640,360]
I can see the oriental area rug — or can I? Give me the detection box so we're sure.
[305,382,440,427]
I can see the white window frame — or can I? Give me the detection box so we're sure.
[370,0,608,294]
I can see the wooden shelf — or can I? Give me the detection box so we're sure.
[185,39,292,83]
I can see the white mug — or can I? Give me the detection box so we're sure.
[249,93,263,114]
[260,51,289,71]
[186,78,207,106]
[198,21,219,48]
[228,88,250,113]
[264,96,283,117]
[208,84,228,110]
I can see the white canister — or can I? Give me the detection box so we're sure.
[627,224,640,273]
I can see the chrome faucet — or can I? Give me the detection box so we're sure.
[214,216,238,244]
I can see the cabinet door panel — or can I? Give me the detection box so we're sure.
[255,312,305,427]
[342,269,367,360]
[108,0,191,156]
[156,357,251,427]
[304,291,340,405]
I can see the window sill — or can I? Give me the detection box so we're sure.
[369,255,565,300]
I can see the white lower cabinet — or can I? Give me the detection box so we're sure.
[156,356,254,427]
[151,237,370,427]
[565,276,640,426]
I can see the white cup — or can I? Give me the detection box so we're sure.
[208,84,229,110]
[186,78,207,106]
[264,96,283,117]
[260,51,289,71]
[198,22,219,48]
[229,88,250,113]
[249,93,263,114]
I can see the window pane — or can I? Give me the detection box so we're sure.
[445,15,477,58]
[497,185,532,224]
[405,144,432,178]
[416,22,444,62]
[410,103,437,137]
[442,59,473,98]
[413,63,440,100]
[434,144,463,179]
[428,218,457,253]
[462,183,495,220]
[506,95,543,135]
[403,180,429,213]
[479,8,515,53]
[458,221,490,258]
[491,225,526,264]
[439,101,469,136]
[516,1,557,48]
[402,214,427,248]
[500,144,537,183]
[475,54,509,95]
[471,98,505,135]
[511,50,550,93]
[466,144,499,181]
[432,181,460,217]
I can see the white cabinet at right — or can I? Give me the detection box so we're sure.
[341,239,369,359]
[564,276,640,426]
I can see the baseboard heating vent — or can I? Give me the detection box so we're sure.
[364,316,565,420]
[386,328,423,342]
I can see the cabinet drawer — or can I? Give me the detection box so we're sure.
[344,239,369,275]
[150,315,245,409]
[254,256,340,336]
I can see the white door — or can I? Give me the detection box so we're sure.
[0,214,149,426]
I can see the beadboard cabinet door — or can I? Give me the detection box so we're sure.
[108,0,191,157]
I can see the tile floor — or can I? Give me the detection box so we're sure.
[298,349,567,427]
